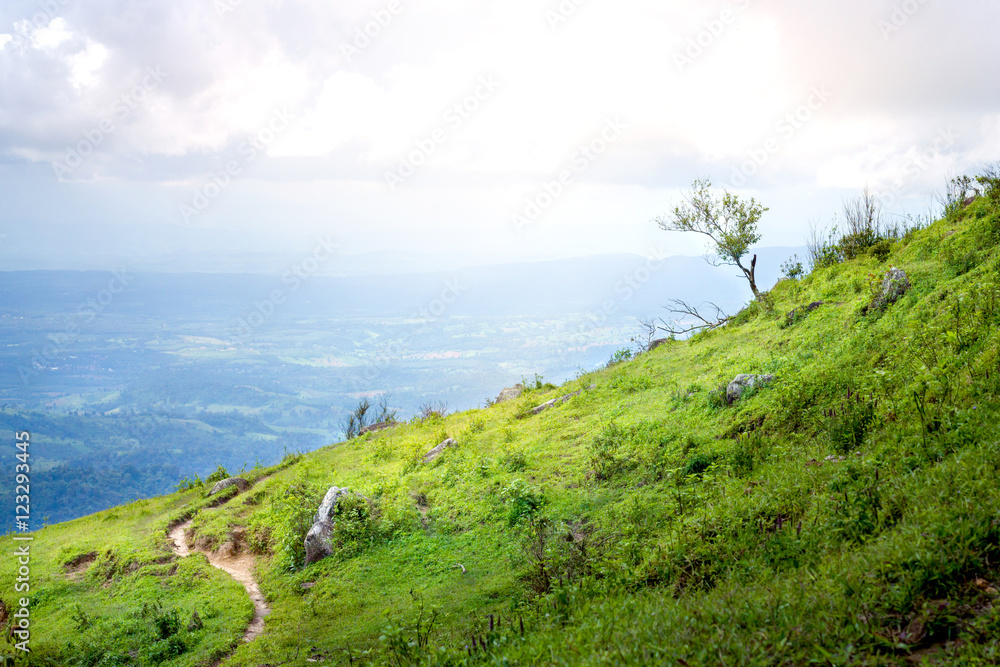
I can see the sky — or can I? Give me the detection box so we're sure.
[1,0,998,274]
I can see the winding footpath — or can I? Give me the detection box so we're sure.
[169,521,270,642]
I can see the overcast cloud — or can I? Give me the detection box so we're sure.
[1,0,998,272]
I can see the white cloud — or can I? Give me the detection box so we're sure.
[68,40,109,89]
[1,0,1000,269]
[27,16,71,50]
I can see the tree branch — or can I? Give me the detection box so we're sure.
[657,299,731,336]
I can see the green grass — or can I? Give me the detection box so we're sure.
[4,199,1000,665]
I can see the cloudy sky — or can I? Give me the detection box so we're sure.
[1,0,998,274]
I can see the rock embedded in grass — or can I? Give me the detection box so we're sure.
[495,384,524,404]
[525,384,596,417]
[359,420,396,436]
[304,486,351,566]
[726,374,775,404]
[867,267,910,313]
[208,477,250,496]
[423,438,457,462]
[784,301,824,327]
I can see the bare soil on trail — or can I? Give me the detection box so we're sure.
[169,521,270,642]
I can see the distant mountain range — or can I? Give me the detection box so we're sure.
[0,247,805,322]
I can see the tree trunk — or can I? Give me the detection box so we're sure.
[748,254,760,300]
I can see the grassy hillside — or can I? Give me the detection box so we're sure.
[4,192,1000,666]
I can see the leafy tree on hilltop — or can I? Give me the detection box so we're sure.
[653,179,768,335]
[656,178,768,300]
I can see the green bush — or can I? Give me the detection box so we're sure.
[174,474,202,492]
[329,494,383,556]
[839,227,881,261]
[942,244,979,276]
[730,432,769,477]
[780,255,804,279]
[681,452,715,477]
[501,479,546,526]
[499,449,528,472]
[607,348,634,366]
[258,476,324,571]
[589,422,677,481]
[824,389,878,454]
[589,422,636,480]
[204,465,229,484]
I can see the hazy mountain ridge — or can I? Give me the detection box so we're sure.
[3,204,1000,664]
[0,250,796,524]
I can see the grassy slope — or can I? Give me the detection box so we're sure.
[3,200,1000,665]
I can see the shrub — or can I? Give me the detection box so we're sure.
[141,601,182,640]
[607,348,634,366]
[808,221,843,269]
[419,400,449,420]
[942,244,980,277]
[780,255,804,280]
[499,449,528,472]
[838,227,881,261]
[330,493,383,556]
[824,389,878,454]
[589,423,638,481]
[501,480,545,526]
[205,465,229,484]
[706,387,728,410]
[260,476,325,571]
[681,452,715,477]
[175,474,202,492]
[730,432,769,478]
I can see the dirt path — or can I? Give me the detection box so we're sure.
[169,521,270,642]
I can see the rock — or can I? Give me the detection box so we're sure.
[868,267,910,313]
[784,301,824,326]
[494,384,524,404]
[648,338,670,351]
[304,486,350,566]
[726,374,775,404]
[359,420,395,436]
[423,438,457,463]
[525,384,596,417]
[208,477,250,497]
[217,540,239,558]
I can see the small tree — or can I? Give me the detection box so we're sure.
[655,178,768,300]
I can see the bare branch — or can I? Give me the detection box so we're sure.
[657,299,730,337]
[635,315,658,352]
